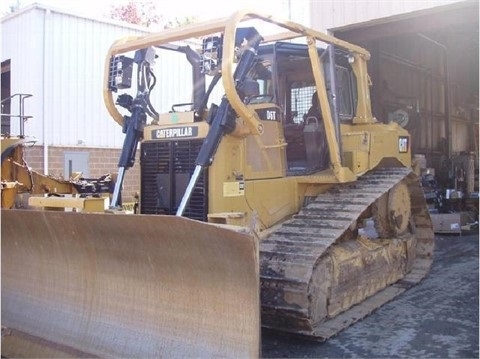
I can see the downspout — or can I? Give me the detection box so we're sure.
[42,8,50,175]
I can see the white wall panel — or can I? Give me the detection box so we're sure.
[2,5,194,149]
[309,0,464,32]
[150,48,192,113]
[43,9,150,148]
[1,9,44,143]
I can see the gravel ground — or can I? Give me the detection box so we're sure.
[261,232,479,359]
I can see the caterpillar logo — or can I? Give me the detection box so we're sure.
[152,126,198,139]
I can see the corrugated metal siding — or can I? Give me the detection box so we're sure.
[283,0,311,25]
[151,47,192,114]
[2,6,193,148]
[2,3,309,150]
[310,0,464,32]
[1,9,44,141]
[42,9,150,148]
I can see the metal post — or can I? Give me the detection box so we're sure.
[176,165,202,216]
[19,95,25,137]
[110,167,125,208]
[327,45,342,162]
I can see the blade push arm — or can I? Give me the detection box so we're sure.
[176,29,263,216]
[110,105,146,208]
[110,48,157,208]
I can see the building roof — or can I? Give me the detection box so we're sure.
[1,2,152,33]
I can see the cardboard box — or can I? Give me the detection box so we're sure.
[430,212,470,234]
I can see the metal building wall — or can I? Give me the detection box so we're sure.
[43,8,145,148]
[1,5,192,149]
[1,8,44,142]
[310,0,464,33]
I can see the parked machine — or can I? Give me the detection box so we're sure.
[1,10,434,358]
[1,135,113,210]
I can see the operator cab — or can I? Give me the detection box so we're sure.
[256,42,358,175]
[172,32,357,176]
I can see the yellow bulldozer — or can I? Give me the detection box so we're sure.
[1,10,434,358]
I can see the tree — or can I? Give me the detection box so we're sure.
[109,1,197,29]
[3,0,26,16]
[164,15,198,29]
[109,1,163,28]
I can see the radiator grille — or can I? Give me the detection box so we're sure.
[140,139,208,221]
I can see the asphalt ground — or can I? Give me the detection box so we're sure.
[261,232,479,359]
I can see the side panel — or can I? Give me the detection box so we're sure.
[244,120,286,180]
[341,122,411,174]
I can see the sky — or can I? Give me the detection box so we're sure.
[1,0,287,22]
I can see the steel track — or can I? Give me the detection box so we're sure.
[260,167,434,339]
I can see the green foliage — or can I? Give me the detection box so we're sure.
[165,15,199,29]
[3,0,25,16]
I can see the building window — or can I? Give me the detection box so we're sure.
[64,151,89,179]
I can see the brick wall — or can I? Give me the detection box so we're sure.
[24,145,140,203]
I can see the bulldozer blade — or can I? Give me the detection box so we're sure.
[1,209,260,358]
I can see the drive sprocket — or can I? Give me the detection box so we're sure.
[373,180,411,238]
